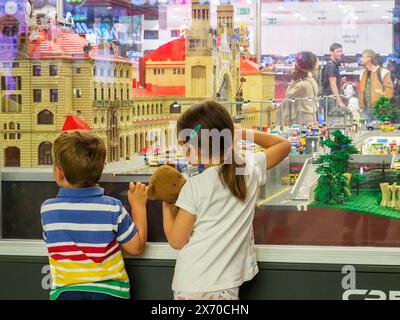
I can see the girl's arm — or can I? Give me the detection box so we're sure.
[241,129,291,169]
[163,203,195,250]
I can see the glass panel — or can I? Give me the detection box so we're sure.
[0,0,400,250]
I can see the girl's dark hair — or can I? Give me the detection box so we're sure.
[292,51,318,81]
[177,100,247,201]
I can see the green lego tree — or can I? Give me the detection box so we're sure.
[314,159,348,204]
[314,130,358,204]
[373,96,395,122]
[318,130,358,174]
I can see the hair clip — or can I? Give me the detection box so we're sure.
[189,123,202,140]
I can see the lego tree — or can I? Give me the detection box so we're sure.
[318,130,358,174]
[314,159,348,204]
[314,130,358,204]
[373,96,395,122]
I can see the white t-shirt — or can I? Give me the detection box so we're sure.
[173,152,267,292]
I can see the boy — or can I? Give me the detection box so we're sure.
[41,130,147,300]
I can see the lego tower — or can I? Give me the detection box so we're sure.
[185,0,214,99]
[215,1,239,103]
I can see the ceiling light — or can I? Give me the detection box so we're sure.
[372,4,380,8]
[294,13,301,18]
[300,16,307,21]
[277,6,285,10]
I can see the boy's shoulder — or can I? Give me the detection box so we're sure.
[41,197,60,207]
[40,195,124,212]
[100,195,124,207]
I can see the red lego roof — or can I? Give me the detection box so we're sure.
[240,58,263,75]
[30,28,132,63]
[132,85,185,97]
[62,115,91,131]
[144,38,186,62]
[31,29,98,59]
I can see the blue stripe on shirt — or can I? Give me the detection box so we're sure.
[42,211,119,225]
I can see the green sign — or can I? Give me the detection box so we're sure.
[267,18,277,25]
[65,0,86,5]
[238,8,250,15]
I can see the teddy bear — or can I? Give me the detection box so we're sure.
[147,164,187,203]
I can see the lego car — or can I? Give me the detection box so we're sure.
[148,156,160,167]
[380,124,394,132]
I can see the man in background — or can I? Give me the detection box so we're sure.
[320,43,345,122]
[358,49,393,123]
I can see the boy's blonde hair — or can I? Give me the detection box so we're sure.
[52,130,106,187]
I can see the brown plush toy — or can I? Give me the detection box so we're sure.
[147,165,187,203]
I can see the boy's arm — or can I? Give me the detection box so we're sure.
[121,182,148,256]
[241,129,291,169]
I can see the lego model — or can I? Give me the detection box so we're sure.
[314,130,358,204]
[0,0,274,168]
[327,106,353,134]
[0,2,145,167]
[380,182,400,210]
[373,96,395,123]
[380,120,395,132]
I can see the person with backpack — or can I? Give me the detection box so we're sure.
[358,49,394,123]
[319,43,345,123]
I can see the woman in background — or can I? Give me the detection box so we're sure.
[283,51,319,126]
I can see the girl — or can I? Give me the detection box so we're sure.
[283,51,320,126]
[162,100,291,300]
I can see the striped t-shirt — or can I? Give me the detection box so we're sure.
[41,187,137,300]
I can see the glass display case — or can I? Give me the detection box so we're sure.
[1,0,400,300]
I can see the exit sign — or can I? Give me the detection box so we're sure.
[238,8,250,15]
[267,17,277,24]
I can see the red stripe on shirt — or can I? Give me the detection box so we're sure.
[48,239,118,254]
[50,245,122,263]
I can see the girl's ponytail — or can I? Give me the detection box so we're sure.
[218,148,247,201]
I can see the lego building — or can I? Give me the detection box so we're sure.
[0,0,274,168]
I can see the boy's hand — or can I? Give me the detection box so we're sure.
[128,182,148,208]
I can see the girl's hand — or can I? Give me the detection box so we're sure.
[128,182,148,208]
